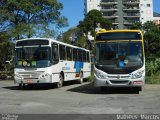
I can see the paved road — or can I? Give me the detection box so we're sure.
[0,80,160,114]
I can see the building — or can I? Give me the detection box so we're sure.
[153,12,160,25]
[84,0,154,29]
[84,0,101,15]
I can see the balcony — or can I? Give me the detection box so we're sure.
[101,2,118,5]
[123,0,140,5]
[101,8,118,12]
[123,7,140,11]
[101,6,118,9]
[109,20,119,24]
[101,0,118,2]
[101,0,118,5]
[112,22,119,25]
[103,15,119,19]
[123,13,140,18]
[123,20,140,25]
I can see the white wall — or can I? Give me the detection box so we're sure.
[140,0,153,24]
[84,0,101,14]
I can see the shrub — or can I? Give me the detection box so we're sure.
[146,58,160,76]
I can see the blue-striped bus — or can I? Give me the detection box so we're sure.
[14,38,91,88]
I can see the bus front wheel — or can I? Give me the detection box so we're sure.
[56,74,64,88]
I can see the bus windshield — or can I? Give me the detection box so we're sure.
[95,42,143,68]
[15,47,51,68]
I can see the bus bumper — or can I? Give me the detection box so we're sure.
[14,77,52,84]
[94,75,145,87]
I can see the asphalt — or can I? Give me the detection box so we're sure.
[0,80,160,114]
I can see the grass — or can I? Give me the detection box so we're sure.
[87,72,94,82]
[146,74,160,84]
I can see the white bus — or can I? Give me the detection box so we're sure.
[94,29,145,91]
[14,38,91,88]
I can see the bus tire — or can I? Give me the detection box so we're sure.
[56,74,63,88]
[100,86,107,91]
[28,84,36,88]
[18,84,22,88]
[130,87,142,93]
[18,83,25,89]
[78,72,83,84]
[135,87,142,91]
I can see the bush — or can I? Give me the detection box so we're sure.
[145,58,160,84]
[146,58,160,76]
[146,74,160,84]
[0,64,14,80]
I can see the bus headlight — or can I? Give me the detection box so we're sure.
[39,73,51,79]
[132,70,144,79]
[95,70,106,79]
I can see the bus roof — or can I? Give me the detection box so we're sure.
[15,38,90,52]
[97,29,143,34]
[95,29,143,41]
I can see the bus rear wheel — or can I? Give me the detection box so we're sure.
[56,74,63,88]
[78,72,83,84]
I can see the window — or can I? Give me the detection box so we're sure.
[66,46,72,61]
[78,50,83,62]
[147,4,150,7]
[83,51,87,62]
[52,43,59,64]
[59,45,66,60]
[73,48,78,61]
[87,52,90,63]
[16,39,49,46]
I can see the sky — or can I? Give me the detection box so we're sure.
[59,0,160,32]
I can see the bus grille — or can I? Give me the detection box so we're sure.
[18,72,44,79]
[110,80,129,84]
[108,75,130,79]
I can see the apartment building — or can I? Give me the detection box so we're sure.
[153,12,160,25]
[84,0,153,29]
[84,0,101,15]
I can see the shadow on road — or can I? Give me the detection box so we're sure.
[2,80,88,91]
[2,80,140,94]
[3,84,56,91]
[67,82,140,94]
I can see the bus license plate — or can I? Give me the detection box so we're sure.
[26,80,33,83]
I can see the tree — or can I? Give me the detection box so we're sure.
[61,28,87,48]
[76,9,112,50]
[143,21,160,57]
[77,9,112,36]
[132,21,160,58]
[0,0,68,40]
[0,32,12,70]
[131,22,143,30]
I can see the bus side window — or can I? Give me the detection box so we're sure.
[66,47,72,61]
[59,45,66,60]
[78,50,83,62]
[73,48,77,61]
[87,52,90,63]
[52,43,59,64]
[83,51,86,62]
